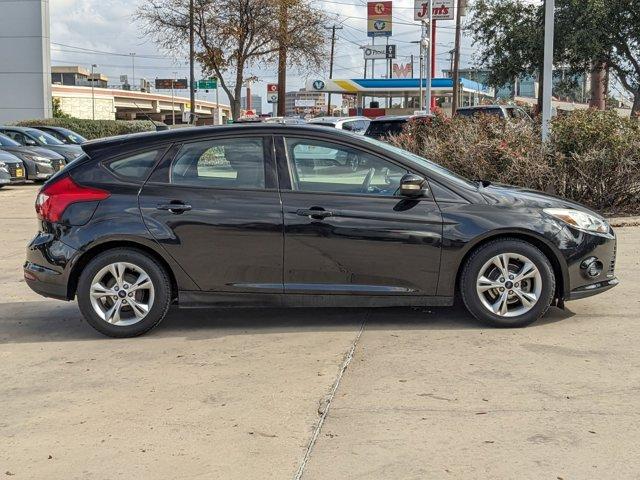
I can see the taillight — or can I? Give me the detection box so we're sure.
[35,176,110,223]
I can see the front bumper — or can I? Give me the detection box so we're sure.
[557,225,618,301]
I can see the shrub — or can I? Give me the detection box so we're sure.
[390,110,640,215]
[15,118,160,140]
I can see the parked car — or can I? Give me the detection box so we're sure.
[0,126,83,163]
[456,105,532,122]
[30,125,87,145]
[307,116,371,134]
[24,125,617,337]
[364,114,433,140]
[0,151,26,187]
[0,133,62,181]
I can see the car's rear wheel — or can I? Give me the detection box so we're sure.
[77,248,171,337]
[460,238,555,327]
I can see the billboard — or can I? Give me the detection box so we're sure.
[367,1,392,37]
[155,78,188,89]
[414,0,455,21]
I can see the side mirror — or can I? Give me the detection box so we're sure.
[399,173,429,197]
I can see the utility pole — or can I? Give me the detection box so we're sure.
[172,71,177,125]
[430,19,437,111]
[451,0,463,114]
[277,0,289,117]
[189,0,196,123]
[91,64,97,120]
[541,0,554,141]
[325,24,342,115]
[129,53,136,91]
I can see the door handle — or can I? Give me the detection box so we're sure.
[296,207,333,220]
[156,202,192,214]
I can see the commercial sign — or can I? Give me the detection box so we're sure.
[414,0,455,21]
[266,83,278,103]
[367,1,392,37]
[155,78,188,89]
[392,63,413,78]
[363,45,396,60]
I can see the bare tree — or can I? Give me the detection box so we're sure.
[137,0,328,120]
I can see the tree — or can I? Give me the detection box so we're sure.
[469,0,640,117]
[137,0,328,120]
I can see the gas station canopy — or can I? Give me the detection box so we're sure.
[305,77,492,96]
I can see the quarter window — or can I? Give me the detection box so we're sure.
[106,149,162,181]
[285,138,407,196]
[170,137,266,189]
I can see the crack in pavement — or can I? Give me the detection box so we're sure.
[293,310,369,480]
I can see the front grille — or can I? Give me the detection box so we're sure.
[609,241,616,275]
[7,163,21,180]
[51,158,62,171]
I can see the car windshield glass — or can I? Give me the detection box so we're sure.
[66,132,87,143]
[26,129,64,145]
[357,134,477,189]
[0,134,21,147]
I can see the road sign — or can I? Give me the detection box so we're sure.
[267,92,278,104]
[155,78,188,89]
[197,78,217,89]
[267,83,278,93]
[415,0,455,21]
[363,45,396,60]
[367,1,392,37]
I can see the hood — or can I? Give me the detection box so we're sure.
[0,151,23,165]
[479,183,602,218]
[7,146,66,160]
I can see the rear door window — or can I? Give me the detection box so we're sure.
[170,137,266,190]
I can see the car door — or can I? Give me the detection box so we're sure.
[276,135,442,297]
[138,135,284,293]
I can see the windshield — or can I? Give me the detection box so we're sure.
[25,129,64,145]
[357,134,477,189]
[0,134,21,147]
[365,119,407,139]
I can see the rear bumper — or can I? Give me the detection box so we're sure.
[23,232,78,301]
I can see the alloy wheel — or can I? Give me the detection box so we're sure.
[475,253,542,317]
[89,262,155,326]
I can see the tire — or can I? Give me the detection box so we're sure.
[460,238,555,328]
[77,248,172,337]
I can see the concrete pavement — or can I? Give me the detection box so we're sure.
[1,184,638,479]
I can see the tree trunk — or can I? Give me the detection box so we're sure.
[590,62,606,110]
[632,90,640,119]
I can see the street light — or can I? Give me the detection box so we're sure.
[91,64,98,120]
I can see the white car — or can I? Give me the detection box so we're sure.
[307,116,371,134]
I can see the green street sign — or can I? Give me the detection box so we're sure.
[197,79,217,90]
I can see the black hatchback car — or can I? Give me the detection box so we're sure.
[25,125,617,337]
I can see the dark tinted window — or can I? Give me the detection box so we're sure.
[171,137,266,189]
[457,107,504,118]
[106,150,161,181]
[1,130,27,145]
[365,119,407,139]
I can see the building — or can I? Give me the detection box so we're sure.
[0,0,52,122]
[285,89,326,116]
[240,95,263,115]
[51,66,108,88]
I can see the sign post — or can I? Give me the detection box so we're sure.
[367,1,393,81]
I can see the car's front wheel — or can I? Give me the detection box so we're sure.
[460,238,556,327]
[77,248,172,337]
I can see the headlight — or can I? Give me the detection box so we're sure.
[544,208,610,235]
[0,161,7,173]
[33,156,52,164]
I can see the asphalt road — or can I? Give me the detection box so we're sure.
[1,184,639,479]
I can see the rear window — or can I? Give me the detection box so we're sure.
[365,120,407,139]
[457,107,504,118]
[105,150,162,181]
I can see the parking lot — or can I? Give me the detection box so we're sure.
[1,183,640,479]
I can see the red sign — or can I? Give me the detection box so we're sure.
[267,83,278,93]
[368,1,392,17]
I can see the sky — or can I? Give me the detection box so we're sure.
[49,0,478,109]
